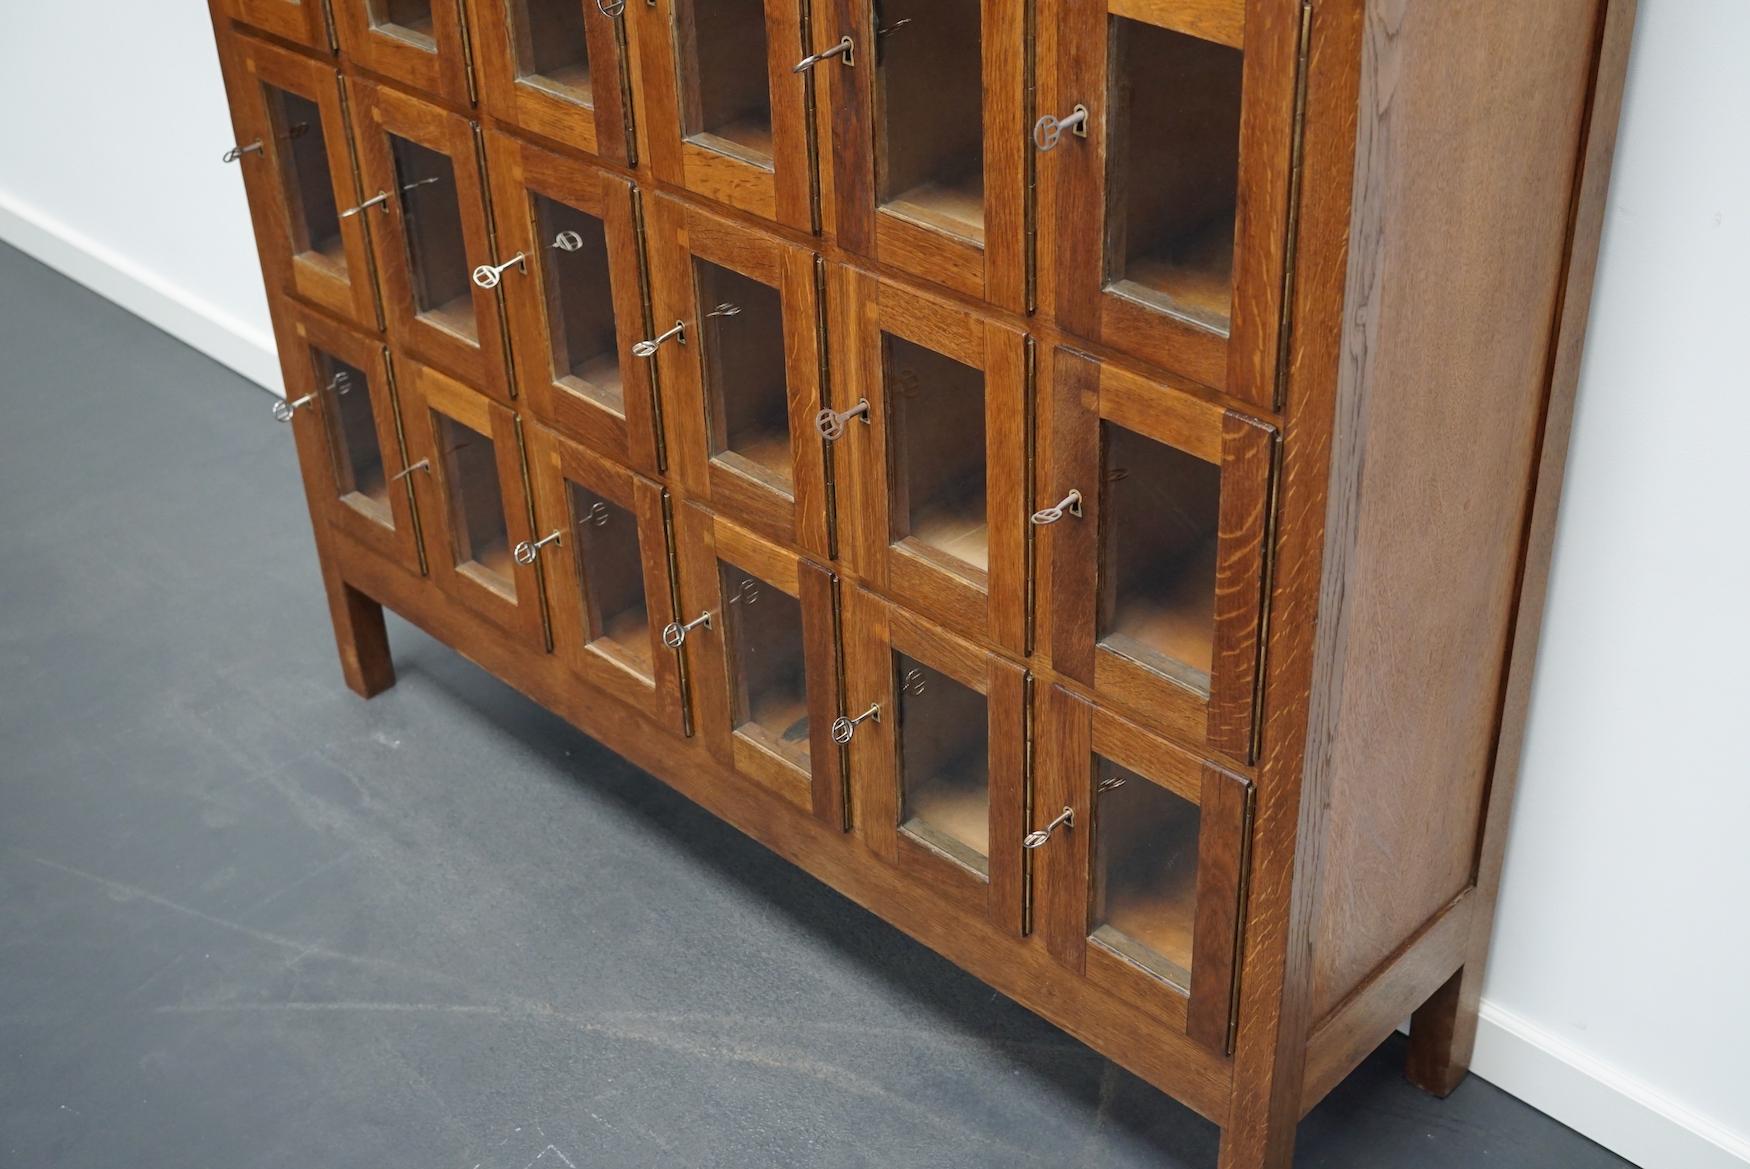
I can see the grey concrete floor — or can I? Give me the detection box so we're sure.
[0,240,1634,1169]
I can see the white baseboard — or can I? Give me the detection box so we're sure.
[1465,1001,1749,1169]
[3,180,1746,1169]
[0,188,282,393]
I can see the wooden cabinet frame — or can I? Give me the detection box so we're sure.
[831,267,1027,653]
[842,586,1026,932]
[277,302,425,574]
[353,79,512,399]
[399,356,545,645]
[1035,0,1297,407]
[675,505,846,823]
[819,0,1027,310]
[524,423,686,733]
[223,35,380,332]
[1038,347,1274,762]
[331,0,474,106]
[1035,684,1250,1053]
[471,0,634,163]
[648,195,830,556]
[219,0,333,52]
[630,0,814,232]
[485,131,659,474]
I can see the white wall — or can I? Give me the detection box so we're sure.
[0,0,277,388]
[0,2,1745,1167]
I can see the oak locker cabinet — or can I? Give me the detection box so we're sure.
[211,0,1640,1164]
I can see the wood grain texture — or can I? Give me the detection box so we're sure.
[223,33,381,332]
[1187,763,1251,1052]
[469,0,631,162]
[220,0,335,53]
[1406,0,1639,1100]
[1304,0,1605,1023]
[330,0,474,106]
[351,79,513,399]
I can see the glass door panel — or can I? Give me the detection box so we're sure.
[568,482,651,676]
[699,260,791,492]
[1098,422,1221,694]
[675,0,773,164]
[1106,18,1243,335]
[509,0,593,102]
[884,334,987,574]
[437,414,514,594]
[317,353,389,521]
[721,565,811,772]
[263,85,345,274]
[369,0,436,47]
[875,0,984,244]
[896,652,989,875]
[390,135,474,341]
[536,195,621,413]
[1091,758,1202,986]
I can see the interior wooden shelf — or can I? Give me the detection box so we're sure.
[884,171,986,247]
[1102,536,1218,691]
[524,61,592,105]
[423,292,478,341]
[1108,214,1236,338]
[902,777,990,876]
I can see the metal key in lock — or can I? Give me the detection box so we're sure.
[1031,489,1083,526]
[815,399,870,441]
[1033,105,1090,153]
[1023,806,1075,850]
[831,703,881,745]
[662,611,713,649]
[634,304,741,358]
[473,254,526,290]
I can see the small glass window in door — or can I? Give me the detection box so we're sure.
[263,85,344,273]
[437,415,514,593]
[698,260,790,491]
[1106,18,1243,334]
[896,653,989,875]
[674,0,772,163]
[568,483,651,676]
[875,0,984,244]
[1099,422,1220,693]
[369,0,436,48]
[315,350,389,523]
[389,135,474,340]
[508,0,593,104]
[1091,759,1201,986]
[885,335,987,573]
[534,195,621,412]
[720,566,810,771]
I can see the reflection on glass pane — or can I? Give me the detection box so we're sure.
[698,260,790,491]
[1092,759,1201,986]
[720,565,809,770]
[1105,17,1243,334]
[1098,422,1219,692]
[674,0,772,163]
[875,0,984,244]
[263,85,344,271]
[534,195,621,412]
[884,334,987,573]
[897,653,988,875]
[437,414,513,593]
[569,483,651,676]
[369,0,436,48]
[315,350,390,524]
[509,0,593,103]
[389,134,475,340]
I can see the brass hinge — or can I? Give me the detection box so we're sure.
[658,489,695,738]
[799,0,825,237]
[1225,782,1259,1055]
[336,78,388,332]
[321,0,339,54]
[814,254,841,561]
[611,8,640,168]
[1271,0,1314,413]
[1022,334,1038,658]
[1022,0,1039,316]
[380,345,429,578]
[457,0,479,107]
[1020,670,1036,936]
[828,570,852,832]
[472,121,518,398]
[510,415,555,653]
[629,187,669,473]
[1247,431,1284,766]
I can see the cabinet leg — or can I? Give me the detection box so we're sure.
[1216,1120,1296,1169]
[323,572,396,699]
[1405,966,1478,1098]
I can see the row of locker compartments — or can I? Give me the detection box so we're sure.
[279,298,1274,769]
[290,308,1252,1058]
[220,1,1283,405]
